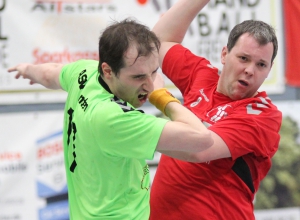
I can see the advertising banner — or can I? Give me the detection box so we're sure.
[0,111,65,220]
[283,0,300,87]
[0,0,285,104]
[1,102,300,219]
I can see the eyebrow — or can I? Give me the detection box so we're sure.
[241,53,270,65]
[131,67,160,78]
[152,67,159,74]
[257,59,269,65]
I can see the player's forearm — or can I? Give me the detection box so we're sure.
[152,0,209,43]
[165,102,213,151]
[26,63,63,89]
[159,150,206,162]
[165,102,209,135]
[150,89,213,153]
[149,88,207,132]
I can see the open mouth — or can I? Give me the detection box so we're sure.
[138,93,148,101]
[238,80,248,86]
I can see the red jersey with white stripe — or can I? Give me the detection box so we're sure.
[150,45,282,220]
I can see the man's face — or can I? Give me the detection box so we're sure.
[106,44,159,108]
[218,33,274,100]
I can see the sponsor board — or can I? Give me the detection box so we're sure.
[0,0,284,104]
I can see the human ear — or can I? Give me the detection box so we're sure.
[101,62,112,79]
[221,46,228,65]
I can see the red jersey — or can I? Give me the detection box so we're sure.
[150,45,282,220]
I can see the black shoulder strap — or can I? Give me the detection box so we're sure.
[98,75,144,114]
[232,157,255,193]
[110,96,144,113]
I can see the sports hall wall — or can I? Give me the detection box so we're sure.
[1,0,300,219]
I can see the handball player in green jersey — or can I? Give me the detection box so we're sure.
[8,19,214,219]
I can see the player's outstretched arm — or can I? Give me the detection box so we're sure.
[158,130,231,163]
[8,63,63,90]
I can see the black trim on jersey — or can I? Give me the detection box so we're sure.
[232,157,255,193]
[110,96,144,113]
[98,75,144,113]
[98,74,112,93]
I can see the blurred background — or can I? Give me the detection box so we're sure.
[0,0,300,219]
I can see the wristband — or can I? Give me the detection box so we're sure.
[148,88,181,115]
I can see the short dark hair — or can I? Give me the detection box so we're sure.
[227,20,278,63]
[98,18,161,77]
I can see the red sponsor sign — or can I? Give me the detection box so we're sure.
[283,0,300,87]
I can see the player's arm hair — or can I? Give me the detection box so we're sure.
[155,102,213,154]
[8,63,63,89]
[149,89,213,154]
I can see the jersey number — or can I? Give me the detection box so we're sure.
[67,107,77,172]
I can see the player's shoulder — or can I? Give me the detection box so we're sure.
[91,96,144,119]
[235,92,282,118]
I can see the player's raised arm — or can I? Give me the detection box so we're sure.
[8,63,63,90]
[152,0,209,64]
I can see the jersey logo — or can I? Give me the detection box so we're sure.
[78,95,88,112]
[247,97,269,115]
[78,69,87,90]
[110,96,144,113]
[190,88,209,107]
[206,104,232,123]
[141,164,150,191]
[190,97,202,107]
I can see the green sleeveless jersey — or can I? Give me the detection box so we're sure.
[59,59,167,219]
